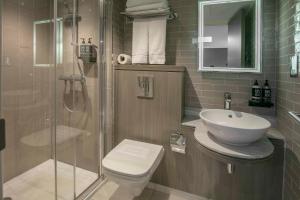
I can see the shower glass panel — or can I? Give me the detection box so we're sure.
[0,0,105,199]
[1,0,56,199]
[55,0,101,198]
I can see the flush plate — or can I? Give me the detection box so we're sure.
[136,75,154,98]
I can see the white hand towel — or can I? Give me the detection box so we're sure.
[132,18,149,64]
[149,16,167,64]
[126,0,167,8]
[126,2,168,12]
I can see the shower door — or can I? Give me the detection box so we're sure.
[0,0,106,199]
[54,0,104,199]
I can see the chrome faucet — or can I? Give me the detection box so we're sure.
[224,92,232,110]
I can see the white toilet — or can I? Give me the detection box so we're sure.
[102,139,164,199]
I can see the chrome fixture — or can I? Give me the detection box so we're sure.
[227,163,234,174]
[224,92,232,110]
[170,130,186,154]
[59,73,87,113]
[289,111,300,124]
[136,75,154,98]
[121,9,178,24]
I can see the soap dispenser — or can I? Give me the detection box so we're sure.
[251,80,262,103]
[262,80,272,103]
[79,37,97,63]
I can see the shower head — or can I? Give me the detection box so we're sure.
[62,1,82,24]
[63,13,82,23]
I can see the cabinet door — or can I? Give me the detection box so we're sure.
[115,70,183,145]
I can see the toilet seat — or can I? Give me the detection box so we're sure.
[103,139,164,179]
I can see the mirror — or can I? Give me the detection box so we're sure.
[33,19,63,67]
[290,2,300,77]
[198,0,262,73]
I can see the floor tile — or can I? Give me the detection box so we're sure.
[3,159,98,200]
[91,181,196,200]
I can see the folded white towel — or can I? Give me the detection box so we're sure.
[149,16,167,64]
[132,18,149,64]
[132,16,167,64]
[126,2,168,12]
[127,0,167,8]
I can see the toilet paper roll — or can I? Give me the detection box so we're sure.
[117,54,132,64]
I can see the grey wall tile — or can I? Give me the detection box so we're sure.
[122,0,277,115]
[1,0,53,181]
[277,0,300,199]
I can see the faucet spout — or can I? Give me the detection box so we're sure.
[224,92,232,110]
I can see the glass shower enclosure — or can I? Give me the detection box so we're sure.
[0,0,106,199]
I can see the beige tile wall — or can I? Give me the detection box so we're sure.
[122,0,277,116]
[277,0,300,199]
[1,0,53,181]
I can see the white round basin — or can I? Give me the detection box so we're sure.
[200,109,271,146]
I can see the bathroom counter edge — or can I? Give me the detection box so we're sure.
[115,64,186,72]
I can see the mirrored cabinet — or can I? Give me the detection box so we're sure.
[198,0,262,73]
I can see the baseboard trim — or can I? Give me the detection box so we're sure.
[147,182,208,200]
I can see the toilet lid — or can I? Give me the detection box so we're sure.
[103,139,164,178]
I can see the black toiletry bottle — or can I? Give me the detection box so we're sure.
[252,80,262,103]
[263,80,272,103]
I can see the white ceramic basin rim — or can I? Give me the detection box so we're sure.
[200,109,271,146]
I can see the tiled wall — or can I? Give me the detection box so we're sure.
[112,0,126,59]
[277,0,300,199]
[1,0,53,181]
[123,0,277,116]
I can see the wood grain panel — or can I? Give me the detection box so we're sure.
[115,69,184,145]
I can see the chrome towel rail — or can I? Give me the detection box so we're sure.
[121,9,178,23]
